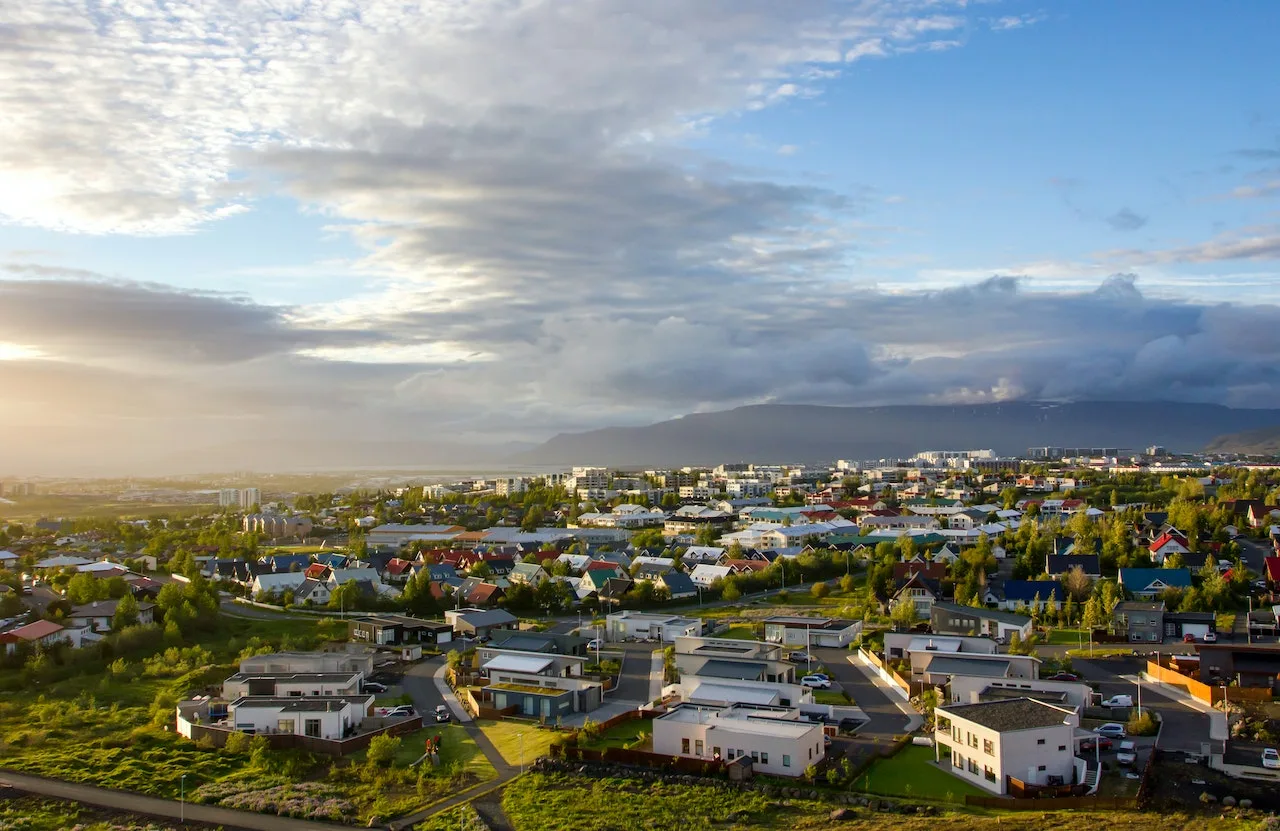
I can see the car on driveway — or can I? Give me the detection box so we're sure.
[1117,741,1137,765]
[1079,736,1113,752]
[788,651,813,663]
[586,639,604,651]
[1100,694,1134,708]
[1095,723,1127,739]
[1264,748,1280,770]
[433,705,451,723]
[1203,631,1218,643]
[801,674,832,689]
[1047,672,1079,681]
[362,681,388,694]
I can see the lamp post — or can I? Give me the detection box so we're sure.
[519,731,526,774]
[180,774,187,823]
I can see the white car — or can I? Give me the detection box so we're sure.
[1100,694,1134,708]
[1095,723,1126,739]
[1117,741,1137,765]
[1202,631,1218,643]
[800,675,832,689]
[1263,748,1280,770]
[586,639,604,651]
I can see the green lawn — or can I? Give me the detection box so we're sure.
[1041,628,1089,645]
[812,689,851,706]
[350,725,495,780]
[719,624,760,640]
[475,719,564,767]
[854,745,987,802]
[1066,645,1136,658]
[582,718,652,750]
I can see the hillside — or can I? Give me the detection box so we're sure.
[1203,426,1280,455]
[517,401,1280,466]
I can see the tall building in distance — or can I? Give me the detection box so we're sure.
[219,488,261,509]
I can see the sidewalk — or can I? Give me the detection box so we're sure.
[433,662,473,723]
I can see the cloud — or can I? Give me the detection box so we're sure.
[1228,181,1280,199]
[990,13,1047,31]
[777,145,799,156]
[1106,226,1280,264]
[1105,207,1149,232]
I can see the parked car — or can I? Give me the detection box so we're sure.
[1047,672,1079,681]
[386,705,416,718]
[586,639,604,651]
[1100,694,1134,708]
[361,681,388,694]
[433,705,451,723]
[1263,748,1280,770]
[1117,741,1138,765]
[1079,737,1113,752]
[788,651,813,663]
[800,674,832,689]
[1203,631,1218,643]
[1095,723,1127,739]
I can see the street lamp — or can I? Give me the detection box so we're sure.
[180,774,187,823]
[519,731,526,774]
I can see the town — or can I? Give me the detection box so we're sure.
[3,449,1280,829]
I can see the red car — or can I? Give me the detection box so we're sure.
[1079,737,1113,752]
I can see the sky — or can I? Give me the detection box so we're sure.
[1,1,1279,474]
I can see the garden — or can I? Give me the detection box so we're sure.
[851,745,987,803]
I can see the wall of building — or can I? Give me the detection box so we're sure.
[652,717,822,777]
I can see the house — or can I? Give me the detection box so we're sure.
[252,571,308,598]
[0,550,18,566]
[1165,611,1216,641]
[444,608,519,639]
[508,562,550,586]
[883,632,998,661]
[680,546,725,566]
[689,564,732,587]
[68,598,156,631]
[949,676,1095,709]
[724,559,769,575]
[226,695,372,739]
[660,572,698,601]
[1118,567,1192,599]
[930,602,1033,642]
[1113,601,1165,643]
[486,630,590,657]
[891,571,943,616]
[221,671,363,699]
[994,581,1063,612]
[461,581,505,607]
[948,509,990,531]
[348,615,454,647]
[1044,554,1101,579]
[381,558,417,585]
[762,616,862,648]
[1195,644,1280,691]
[914,651,1040,685]
[606,611,702,642]
[663,675,812,709]
[671,636,796,684]
[1148,531,1191,564]
[1265,557,1280,587]
[891,561,947,582]
[0,619,82,653]
[934,698,1080,795]
[476,639,602,715]
[652,703,825,777]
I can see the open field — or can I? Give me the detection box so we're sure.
[0,796,197,831]
[502,772,1254,831]
[350,725,494,781]
[853,745,987,802]
[475,720,564,767]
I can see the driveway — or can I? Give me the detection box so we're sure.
[1072,656,1210,754]
[612,648,655,703]
[813,647,912,738]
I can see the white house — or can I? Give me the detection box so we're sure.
[935,698,1081,795]
[947,675,1095,710]
[762,616,862,648]
[0,619,83,654]
[606,610,702,642]
[662,675,812,709]
[68,599,156,632]
[689,564,732,587]
[652,703,825,777]
[226,695,372,739]
[251,572,307,597]
[221,671,363,699]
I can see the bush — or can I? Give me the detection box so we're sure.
[811,581,829,599]
[223,731,253,754]
[365,734,401,768]
[1127,710,1158,736]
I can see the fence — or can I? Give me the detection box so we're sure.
[1145,658,1274,705]
[554,744,728,776]
[187,716,423,758]
[858,648,911,696]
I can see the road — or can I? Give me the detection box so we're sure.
[0,769,350,831]
[1073,655,1210,754]
[813,647,910,738]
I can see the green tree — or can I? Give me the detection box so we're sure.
[811,580,829,599]
[328,579,363,611]
[889,596,918,630]
[366,734,401,768]
[112,592,140,630]
[839,574,856,594]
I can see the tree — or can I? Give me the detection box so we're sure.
[897,534,916,562]
[721,581,742,602]
[839,574,856,594]
[1061,566,1092,601]
[811,581,829,599]
[366,734,401,768]
[112,593,140,630]
[889,596,918,630]
[694,525,719,546]
[328,579,363,611]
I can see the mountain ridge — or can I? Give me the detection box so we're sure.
[515,401,1280,466]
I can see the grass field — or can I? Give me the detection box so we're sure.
[1067,645,1138,658]
[475,719,564,767]
[0,796,188,830]
[1042,628,1089,645]
[582,718,652,750]
[502,771,1246,831]
[719,624,760,640]
[350,725,494,780]
[812,689,851,706]
[853,745,987,802]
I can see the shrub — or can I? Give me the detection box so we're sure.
[1126,710,1158,736]
[365,734,401,768]
[223,731,253,754]
[811,581,829,599]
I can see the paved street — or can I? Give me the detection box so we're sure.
[1073,655,1210,754]
[612,648,656,703]
[814,647,912,738]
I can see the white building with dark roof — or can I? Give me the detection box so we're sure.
[653,703,825,777]
[934,698,1082,795]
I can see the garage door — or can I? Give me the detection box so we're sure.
[1181,623,1209,639]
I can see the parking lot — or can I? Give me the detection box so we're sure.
[1073,655,1211,754]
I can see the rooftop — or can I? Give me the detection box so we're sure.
[483,654,556,674]
[230,695,372,713]
[924,656,1017,677]
[940,698,1074,732]
[694,659,768,681]
[932,601,1032,626]
[658,703,819,738]
[225,672,360,684]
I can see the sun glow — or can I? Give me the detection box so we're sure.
[0,343,43,360]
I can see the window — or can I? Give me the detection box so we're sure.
[952,752,962,769]
[713,746,720,759]
[983,739,993,755]
[682,738,690,754]
[984,766,996,783]
[695,740,704,756]
[277,719,295,733]
[1037,765,1046,772]
[304,719,322,738]
[968,732,978,749]
[968,758,979,775]
[751,751,759,762]
[1036,738,1045,745]
[783,755,791,768]
[952,726,961,742]
[761,752,768,765]
[1058,745,1066,752]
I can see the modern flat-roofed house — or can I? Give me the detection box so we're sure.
[671,636,795,684]
[913,651,1040,685]
[479,650,603,716]
[930,602,1032,642]
[222,671,363,699]
[948,675,1094,709]
[348,615,454,647]
[652,703,825,777]
[1195,644,1280,691]
[227,694,373,739]
[762,616,862,648]
[934,698,1081,795]
[662,674,813,709]
[606,611,702,643]
[484,630,590,658]
[239,650,376,678]
[884,632,998,661]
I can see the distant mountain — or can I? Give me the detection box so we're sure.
[516,402,1280,467]
[1203,426,1280,456]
